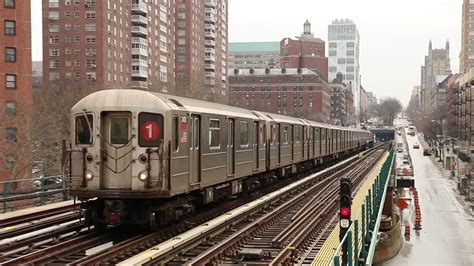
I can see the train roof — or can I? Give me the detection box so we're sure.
[72,89,371,133]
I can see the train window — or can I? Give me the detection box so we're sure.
[173,116,179,152]
[259,123,265,145]
[314,128,320,143]
[282,125,288,144]
[139,113,164,147]
[209,119,220,149]
[110,117,129,145]
[271,124,277,145]
[240,121,249,147]
[75,114,93,145]
[295,126,300,143]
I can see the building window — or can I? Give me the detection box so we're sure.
[86,59,96,68]
[50,59,60,68]
[85,35,96,43]
[6,127,17,142]
[329,50,337,56]
[49,35,59,44]
[346,66,354,72]
[65,35,71,42]
[329,42,337,48]
[85,47,96,56]
[85,0,96,7]
[65,11,71,17]
[329,66,337,73]
[4,0,15,8]
[48,0,59,8]
[49,23,59,32]
[49,72,60,81]
[5,74,16,89]
[5,47,16,62]
[49,47,60,56]
[85,23,96,31]
[48,11,59,20]
[74,35,80,42]
[346,50,355,56]
[346,42,355,48]
[347,58,355,64]
[5,101,16,115]
[85,11,96,19]
[4,154,16,170]
[4,20,15,36]
[65,47,72,54]
[337,58,346,64]
[74,11,80,17]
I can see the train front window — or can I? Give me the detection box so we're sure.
[75,114,93,145]
[110,117,129,145]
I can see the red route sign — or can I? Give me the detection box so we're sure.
[398,199,408,210]
[140,121,160,141]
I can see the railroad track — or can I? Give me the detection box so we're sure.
[185,148,385,265]
[0,203,76,229]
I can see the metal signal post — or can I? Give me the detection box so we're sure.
[339,177,352,265]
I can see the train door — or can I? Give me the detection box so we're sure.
[302,126,306,160]
[309,127,312,159]
[101,112,133,189]
[227,118,235,176]
[189,115,201,184]
[253,121,259,170]
[277,124,281,164]
[291,125,295,161]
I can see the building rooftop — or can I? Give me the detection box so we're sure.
[229,42,280,53]
[231,68,317,75]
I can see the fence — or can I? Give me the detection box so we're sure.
[1,175,71,213]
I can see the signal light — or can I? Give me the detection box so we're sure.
[340,207,350,217]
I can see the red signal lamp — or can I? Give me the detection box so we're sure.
[340,207,350,217]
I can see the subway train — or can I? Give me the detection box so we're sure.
[69,89,373,229]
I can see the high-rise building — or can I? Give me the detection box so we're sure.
[42,0,175,92]
[328,19,361,117]
[174,0,228,101]
[280,20,328,80]
[420,41,451,113]
[228,42,280,70]
[1,0,33,181]
[461,0,474,73]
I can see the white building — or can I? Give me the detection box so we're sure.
[328,19,361,117]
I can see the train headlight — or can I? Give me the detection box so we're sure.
[85,170,94,181]
[138,171,148,182]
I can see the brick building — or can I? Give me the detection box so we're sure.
[175,0,228,100]
[328,77,354,126]
[228,68,330,121]
[280,20,328,81]
[0,0,33,181]
[461,0,474,73]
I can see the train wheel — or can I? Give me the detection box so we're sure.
[90,208,107,232]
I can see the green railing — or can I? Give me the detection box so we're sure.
[332,147,395,265]
[1,175,71,213]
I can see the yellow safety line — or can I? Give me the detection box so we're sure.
[312,152,389,266]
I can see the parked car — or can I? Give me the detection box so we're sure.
[423,148,432,156]
[413,143,420,149]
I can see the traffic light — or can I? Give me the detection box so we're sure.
[339,177,352,265]
[339,177,352,229]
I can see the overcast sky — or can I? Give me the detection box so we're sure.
[32,0,462,106]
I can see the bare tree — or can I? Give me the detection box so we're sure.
[377,97,402,126]
[32,85,96,176]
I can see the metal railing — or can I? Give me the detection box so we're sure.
[1,175,71,213]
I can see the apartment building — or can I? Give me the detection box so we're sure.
[0,0,33,181]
